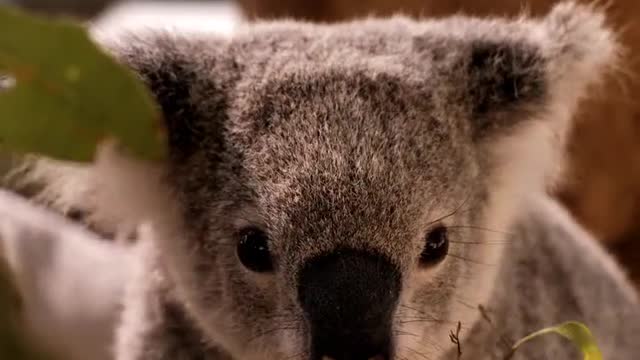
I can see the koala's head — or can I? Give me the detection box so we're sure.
[105,2,617,359]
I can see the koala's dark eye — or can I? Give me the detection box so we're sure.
[419,225,449,267]
[237,227,274,273]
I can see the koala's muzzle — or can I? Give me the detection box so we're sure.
[298,249,401,360]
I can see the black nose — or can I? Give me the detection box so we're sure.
[298,249,401,360]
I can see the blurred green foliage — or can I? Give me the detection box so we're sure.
[0,5,164,162]
[509,321,603,360]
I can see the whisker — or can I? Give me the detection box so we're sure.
[397,318,473,333]
[425,193,473,226]
[398,304,472,330]
[401,345,432,360]
[415,335,445,353]
[283,351,306,360]
[449,240,510,246]
[397,305,443,321]
[454,298,477,310]
[399,304,431,316]
[397,317,444,324]
[394,329,420,337]
[447,225,513,236]
[248,326,298,343]
[396,318,460,326]
[446,253,496,266]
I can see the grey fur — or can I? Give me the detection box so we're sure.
[458,196,640,359]
[42,2,640,359]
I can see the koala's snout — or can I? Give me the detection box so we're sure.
[297,249,401,360]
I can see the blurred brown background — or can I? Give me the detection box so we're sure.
[238,0,640,286]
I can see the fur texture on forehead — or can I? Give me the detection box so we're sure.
[74,2,620,359]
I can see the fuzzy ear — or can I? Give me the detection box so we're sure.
[465,40,546,138]
[426,2,618,229]
[100,34,231,162]
[442,1,618,140]
[541,1,619,97]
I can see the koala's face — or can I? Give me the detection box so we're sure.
[115,3,614,359]
[221,69,482,359]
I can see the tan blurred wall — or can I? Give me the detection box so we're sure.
[238,0,640,284]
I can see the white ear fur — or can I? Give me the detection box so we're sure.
[477,1,619,229]
[483,1,619,200]
[542,1,619,98]
[531,2,619,175]
[90,142,179,233]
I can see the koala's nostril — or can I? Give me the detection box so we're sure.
[369,355,387,360]
[321,355,387,360]
[312,327,393,360]
[299,249,400,360]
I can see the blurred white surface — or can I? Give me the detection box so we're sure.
[0,189,132,360]
[92,1,244,37]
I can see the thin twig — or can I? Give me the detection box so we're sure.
[449,321,463,359]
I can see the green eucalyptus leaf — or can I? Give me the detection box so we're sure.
[511,321,603,360]
[0,5,165,162]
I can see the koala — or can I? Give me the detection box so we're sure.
[15,2,639,360]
